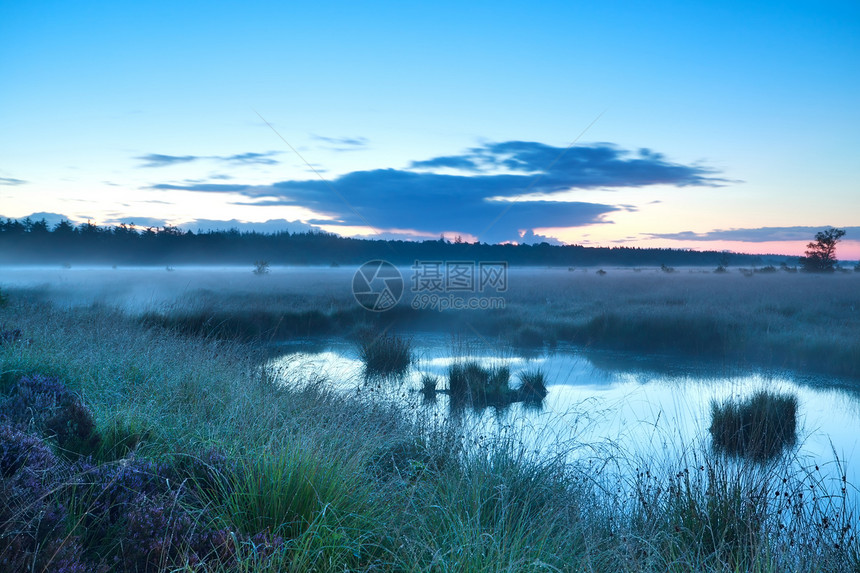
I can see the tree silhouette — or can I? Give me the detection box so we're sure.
[0,216,784,267]
[799,227,846,272]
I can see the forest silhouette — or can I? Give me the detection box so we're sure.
[0,217,785,267]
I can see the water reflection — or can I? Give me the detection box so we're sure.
[266,335,860,485]
[709,391,799,462]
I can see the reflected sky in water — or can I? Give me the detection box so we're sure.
[268,334,860,484]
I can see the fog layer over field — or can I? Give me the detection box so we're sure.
[0,266,356,310]
[2,265,859,380]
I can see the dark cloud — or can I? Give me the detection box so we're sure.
[152,169,618,243]
[410,155,482,171]
[148,140,724,243]
[137,151,280,168]
[0,177,28,186]
[651,226,860,243]
[451,141,728,187]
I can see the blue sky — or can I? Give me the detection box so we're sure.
[2,1,859,256]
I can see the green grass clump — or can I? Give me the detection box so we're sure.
[399,443,580,571]
[448,361,515,406]
[218,442,368,540]
[419,373,438,398]
[709,390,798,461]
[357,331,412,376]
[517,368,549,402]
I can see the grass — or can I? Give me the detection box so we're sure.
[625,446,855,572]
[448,361,518,407]
[356,331,412,376]
[1,288,860,571]
[11,266,851,379]
[576,312,730,354]
[710,390,799,461]
[419,373,438,399]
[446,362,549,409]
[216,440,374,549]
[110,267,860,380]
[517,368,549,402]
[499,271,860,379]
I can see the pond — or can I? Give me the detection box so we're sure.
[268,334,860,485]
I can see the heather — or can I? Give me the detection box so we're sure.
[1,374,100,458]
[1,291,859,571]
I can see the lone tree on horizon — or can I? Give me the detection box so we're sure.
[799,227,846,272]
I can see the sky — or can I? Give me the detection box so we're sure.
[1,0,859,258]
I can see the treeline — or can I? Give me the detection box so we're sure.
[0,217,784,267]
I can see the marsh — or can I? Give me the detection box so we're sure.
[2,265,860,571]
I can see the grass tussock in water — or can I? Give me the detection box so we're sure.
[419,372,438,400]
[447,362,549,408]
[710,390,799,461]
[1,295,859,571]
[356,331,412,377]
[448,361,517,407]
[518,368,549,402]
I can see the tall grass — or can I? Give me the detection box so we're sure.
[356,331,412,376]
[622,445,855,571]
[448,361,516,407]
[1,294,859,571]
[710,390,798,461]
[419,373,438,399]
[517,368,549,401]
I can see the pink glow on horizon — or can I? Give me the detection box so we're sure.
[607,239,860,261]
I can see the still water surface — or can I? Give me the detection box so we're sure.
[268,334,860,484]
